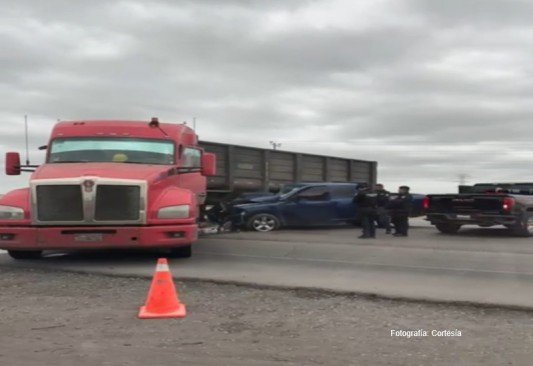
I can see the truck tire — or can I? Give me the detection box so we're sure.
[168,245,192,258]
[435,223,461,234]
[247,213,280,232]
[7,250,42,260]
[509,216,531,237]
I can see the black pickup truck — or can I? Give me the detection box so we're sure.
[425,183,533,237]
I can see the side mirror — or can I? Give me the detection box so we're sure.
[5,152,21,176]
[201,153,216,177]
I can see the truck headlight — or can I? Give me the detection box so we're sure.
[0,205,24,220]
[157,205,190,219]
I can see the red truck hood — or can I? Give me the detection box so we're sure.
[31,163,171,182]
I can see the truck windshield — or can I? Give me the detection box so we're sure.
[48,138,175,165]
[279,184,307,198]
[280,184,304,195]
[471,184,502,193]
[471,184,533,195]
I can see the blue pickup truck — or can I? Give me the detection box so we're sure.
[218,183,425,232]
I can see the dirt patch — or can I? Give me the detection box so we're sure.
[0,265,532,365]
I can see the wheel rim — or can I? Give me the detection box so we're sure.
[524,216,533,234]
[252,215,276,232]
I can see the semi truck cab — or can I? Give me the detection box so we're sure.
[0,119,216,259]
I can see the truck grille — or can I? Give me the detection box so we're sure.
[36,185,84,221]
[33,180,146,225]
[95,185,140,221]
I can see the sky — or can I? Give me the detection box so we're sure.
[2,0,533,194]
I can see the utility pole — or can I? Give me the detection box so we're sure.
[269,141,281,150]
[457,173,470,185]
[24,115,30,165]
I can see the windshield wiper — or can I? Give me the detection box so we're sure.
[52,161,170,165]
[120,161,172,165]
[51,160,91,163]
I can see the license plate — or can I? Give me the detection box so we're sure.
[456,215,470,220]
[74,233,103,242]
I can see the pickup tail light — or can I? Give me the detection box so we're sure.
[422,196,430,211]
[502,197,515,213]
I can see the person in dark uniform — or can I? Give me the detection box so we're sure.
[374,183,391,234]
[353,183,378,239]
[388,185,413,237]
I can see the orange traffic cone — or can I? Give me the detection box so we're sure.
[138,258,187,319]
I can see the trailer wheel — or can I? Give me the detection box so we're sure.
[509,216,531,237]
[7,250,42,260]
[247,214,280,232]
[435,223,461,234]
[168,245,192,258]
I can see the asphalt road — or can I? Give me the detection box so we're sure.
[2,221,533,309]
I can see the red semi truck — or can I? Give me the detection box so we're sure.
[0,119,216,260]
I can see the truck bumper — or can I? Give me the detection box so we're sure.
[0,225,197,250]
[426,213,518,226]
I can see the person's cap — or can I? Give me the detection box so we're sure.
[399,185,410,190]
[358,183,369,189]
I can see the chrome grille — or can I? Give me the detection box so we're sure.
[36,185,84,221]
[95,185,140,221]
[32,178,147,225]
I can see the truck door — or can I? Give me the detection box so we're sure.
[280,186,336,226]
[330,185,357,222]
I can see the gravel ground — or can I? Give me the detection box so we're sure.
[0,265,532,366]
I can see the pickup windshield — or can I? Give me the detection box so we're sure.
[48,138,175,165]
[280,184,306,195]
[471,184,533,195]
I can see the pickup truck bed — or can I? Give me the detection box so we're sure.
[425,193,533,236]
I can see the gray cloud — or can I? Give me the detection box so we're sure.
[1,0,533,193]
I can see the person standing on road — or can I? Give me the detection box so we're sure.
[388,185,413,237]
[353,183,378,239]
[375,183,392,234]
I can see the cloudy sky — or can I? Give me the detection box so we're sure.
[2,0,533,193]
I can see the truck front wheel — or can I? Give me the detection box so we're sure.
[168,245,192,258]
[7,250,42,260]
[247,214,280,232]
[435,223,461,234]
